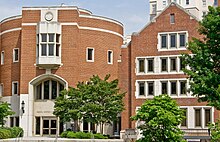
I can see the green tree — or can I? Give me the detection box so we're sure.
[209,120,220,142]
[182,6,220,109]
[53,74,125,134]
[0,101,14,127]
[131,95,185,142]
[53,87,83,131]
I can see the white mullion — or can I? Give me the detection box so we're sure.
[177,80,180,96]
[167,81,171,96]
[57,81,59,97]
[42,82,44,100]
[177,33,180,49]
[167,57,170,73]
[49,80,52,100]
[145,58,147,73]
[167,34,170,49]
[145,81,148,97]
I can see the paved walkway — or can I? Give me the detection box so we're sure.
[0,137,124,142]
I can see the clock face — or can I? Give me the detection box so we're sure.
[45,12,53,21]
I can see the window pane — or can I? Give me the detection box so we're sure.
[51,129,56,135]
[15,117,19,127]
[43,120,49,128]
[195,109,201,127]
[56,34,60,43]
[170,34,176,48]
[205,109,211,126]
[170,14,175,24]
[180,34,186,47]
[56,44,60,56]
[83,120,89,132]
[44,81,50,99]
[162,82,168,94]
[161,58,167,71]
[139,82,145,96]
[186,0,189,4]
[14,49,19,61]
[87,49,93,61]
[41,44,47,56]
[108,51,112,63]
[170,58,176,71]
[171,82,177,95]
[52,81,57,99]
[10,117,14,127]
[180,81,187,95]
[148,59,154,72]
[139,59,145,73]
[41,34,47,42]
[51,120,57,128]
[35,117,40,135]
[49,44,54,56]
[59,84,64,92]
[181,109,187,126]
[49,34,54,42]
[13,83,18,94]
[1,52,4,65]
[148,82,154,96]
[161,35,167,48]
[36,84,42,100]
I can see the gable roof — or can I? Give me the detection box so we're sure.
[136,2,200,35]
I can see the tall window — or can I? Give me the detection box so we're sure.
[161,58,168,72]
[148,82,154,96]
[186,0,189,5]
[107,50,113,64]
[147,59,154,72]
[161,35,168,49]
[170,58,177,71]
[170,14,175,24]
[138,82,145,97]
[170,81,177,95]
[181,108,187,127]
[179,34,186,47]
[152,4,157,14]
[138,59,145,73]
[87,48,94,62]
[180,81,187,95]
[37,33,61,57]
[163,0,167,6]
[13,49,19,62]
[170,34,177,48]
[214,0,218,5]
[36,80,64,100]
[202,0,206,6]
[195,109,201,127]
[1,51,4,65]
[161,82,168,94]
[205,109,211,126]
[12,82,18,95]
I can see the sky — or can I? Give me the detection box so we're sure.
[0,0,150,35]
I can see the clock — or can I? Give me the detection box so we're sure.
[45,12,53,21]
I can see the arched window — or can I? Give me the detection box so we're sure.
[35,79,64,100]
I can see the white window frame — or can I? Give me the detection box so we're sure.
[180,107,188,128]
[136,55,185,75]
[157,31,188,51]
[13,48,19,63]
[170,14,175,24]
[86,47,94,62]
[107,50,113,64]
[1,51,4,65]
[194,107,214,128]
[12,81,18,95]
[202,0,206,6]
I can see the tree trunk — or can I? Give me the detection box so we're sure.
[74,120,79,132]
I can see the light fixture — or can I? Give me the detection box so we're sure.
[21,101,25,114]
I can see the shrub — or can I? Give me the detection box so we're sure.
[75,131,91,139]
[60,131,69,138]
[0,127,23,139]
[94,133,108,139]
[66,131,76,138]
[0,128,11,139]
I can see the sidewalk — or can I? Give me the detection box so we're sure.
[0,137,124,142]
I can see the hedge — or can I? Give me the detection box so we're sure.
[0,127,23,139]
[61,131,108,139]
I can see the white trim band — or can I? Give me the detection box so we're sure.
[0,28,22,36]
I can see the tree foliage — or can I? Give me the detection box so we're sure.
[0,101,14,127]
[209,119,220,142]
[53,74,125,133]
[182,6,220,109]
[131,95,185,142]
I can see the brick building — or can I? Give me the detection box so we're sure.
[120,1,219,142]
[0,6,123,136]
[0,1,220,141]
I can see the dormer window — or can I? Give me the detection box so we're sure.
[170,13,175,24]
